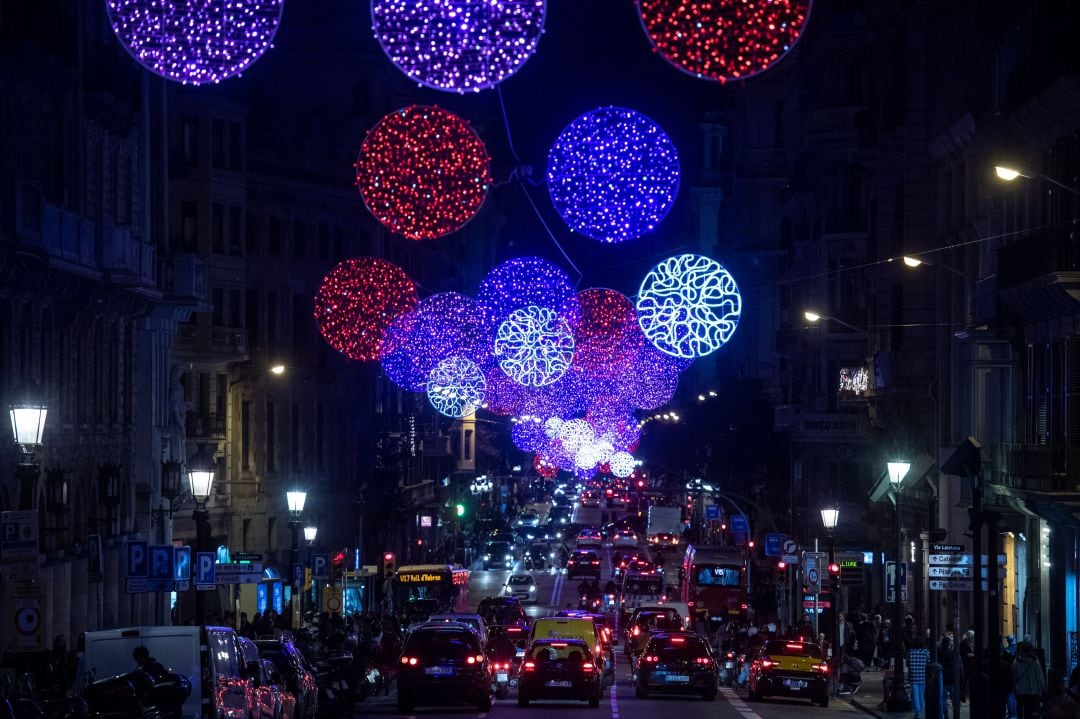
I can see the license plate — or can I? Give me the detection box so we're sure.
[496,673,508,682]
[665,675,690,683]
[516,649,525,658]
[546,680,572,688]
[783,679,806,689]
[425,666,454,676]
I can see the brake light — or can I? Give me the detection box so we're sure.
[582,662,595,672]
[507,627,522,633]
[760,659,774,668]
[523,661,536,671]
[467,656,476,664]
[696,657,712,665]
[400,656,419,666]
[741,603,749,610]
[785,643,804,650]
[642,655,658,663]
[552,642,568,647]
[632,626,640,636]
[814,664,829,674]
[670,637,685,643]
[687,601,695,607]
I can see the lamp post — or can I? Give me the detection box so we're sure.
[994,165,1080,196]
[304,526,318,546]
[886,461,911,711]
[9,387,48,511]
[151,460,183,534]
[820,506,839,665]
[188,444,216,625]
[287,490,307,624]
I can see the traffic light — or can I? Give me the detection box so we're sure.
[455,503,465,517]
[331,551,345,582]
[777,560,787,570]
[829,562,841,575]
[383,552,396,580]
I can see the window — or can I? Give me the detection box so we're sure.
[228,289,241,328]
[212,119,225,168]
[267,292,278,348]
[267,517,276,552]
[464,429,473,461]
[181,116,198,166]
[245,212,259,253]
[212,202,224,254]
[43,113,65,204]
[241,401,251,469]
[266,401,276,471]
[245,289,259,343]
[180,201,198,252]
[242,518,251,550]
[229,122,242,171]
[228,206,241,256]
[268,217,281,255]
[216,373,226,421]
[293,220,306,259]
[291,402,300,471]
[211,287,224,326]
[694,565,741,587]
[208,630,240,677]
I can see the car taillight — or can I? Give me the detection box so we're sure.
[582,662,595,672]
[695,657,712,665]
[725,652,735,659]
[523,661,536,671]
[467,656,477,664]
[400,656,419,666]
[760,659,774,668]
[591,561,600,565]
[814,664,829,674]
[632,626,640,636]
[642,655,658,663]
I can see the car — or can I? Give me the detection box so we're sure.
[253,637,320,719]
[634,632,717,700]
[581,492,600,508]
[239,636,298,719]
[554,611,615,685]
[575,529,602,549]
[747,639,830,707]
[567,549,601,579]
[477,596,528,627]
[503,574,539,603]
[517,509,541,527]
[517,639,603,708]
[624,607,685,656]
[650,531,680,548]
[612,530,639,548]
[425,613,489,646]
[483,541,516,570]
[397,623,492,713]
[525,543,552,570]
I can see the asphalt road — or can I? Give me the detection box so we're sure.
[361,499,863,717]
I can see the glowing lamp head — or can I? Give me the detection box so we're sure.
[902,256,923,268]
[270,364,286,375]
[803,311,822,323]
[286,490,308,516]
[9,388,47,448]
[820,507,839,531]
[887,461,911,487]
[994,165,1025,181]
[186,444,217,502]
[303,526,318,543]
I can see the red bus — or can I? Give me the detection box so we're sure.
[680,545,750,626]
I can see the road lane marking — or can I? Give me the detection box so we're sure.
[610,676,619,719]
[721,687,763,719]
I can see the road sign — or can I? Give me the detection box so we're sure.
[12,584,45,651]
[929,566,972,578]
[1,511,39,563]
[803,593,832,609]
[928,553,1007,566]
[931,543,964,552]
[783,538,799,556]
[885,561,908,602]
[705,505,720,520]
[764,533,785,557]
[730,515,749,534]
[420,515,433,528]
[195,552,216,590]
[88,534,103,583]
[782,554,799,564]
[292,563,304,587]
[127,540,148,577]
[930,579,974,591]
[233,552,262,563]
[125,578,189,594]
[804,552,826,594]
[214,562,263,585]
[323,586,343,614]
[312,553,330,579]
[173,547,191,580]
[148,545,174,580]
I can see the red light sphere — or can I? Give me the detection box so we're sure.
[355,105,492,240]
[313,257,419,362]
[534,454,558,478]
[638,0,810,83]
[573,288,643,375]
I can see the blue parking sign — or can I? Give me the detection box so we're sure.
[312,553,330,578]
[730,514,750,534]
[705,505,720,520]
[196,552,216,587]
[149,545,173,580]
[173,547,191,580]
[127,541,148,578]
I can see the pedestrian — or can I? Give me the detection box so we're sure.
[878,619,893,664]
[857,613,878,666]
[939,634,961,719]
[1013,641,1047,719]
[959,629,975,702]
[907,635,931,719]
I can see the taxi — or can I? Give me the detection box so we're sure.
[747,639,830,707]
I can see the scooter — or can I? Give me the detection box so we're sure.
[490,661,513,699]
[717,651,739,687]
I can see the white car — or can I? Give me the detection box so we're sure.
[613,530,639,548]
[503,574,538,603]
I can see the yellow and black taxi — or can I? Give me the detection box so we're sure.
[396,623,492,714]
[517,639,604,708]
[747,639,830,707]
[624,607,684,656]
[635,632,718,701]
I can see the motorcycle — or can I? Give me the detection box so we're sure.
[578,595,602,611]
[83,670,190,719]
[717,651,739,687]
[489,660,514,699]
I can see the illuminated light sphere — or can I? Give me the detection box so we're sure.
[484,367,524,416]
[495,306,575,387]
[557,419,594,454]
[512,418,547,453]
[637,0,811,83]
[534,454,558,478]
[636,253,742,359]
[518,367,588,418]
[609,451,636,478]
[477,257,580,329]
[543,417,564,438]
[356,106,491,241]
[107,0,283,85]
[617,345,681,410]
[547,107,680,244]
[381,292,487,391]
[372,0,547,94]
[426,356,486,418]
[314,257,419,362]
[573,288,644,373]
[574,444,601,470]
[591,438,615,465]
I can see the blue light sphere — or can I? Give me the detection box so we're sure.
[495,306,574,387]
[381,292,487,391]
[547,107,680,243]
[107,0,283,85]
[426,356,486,418]
[372,0,546,94]
[477,256,580,329]
[511,417,548,452]
[636,253,742,358]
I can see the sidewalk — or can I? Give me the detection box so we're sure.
[844,682,970,719]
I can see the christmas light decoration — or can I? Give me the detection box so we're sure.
[477,257,580,329]
[637,0,810,83]
[107,0,282,85]
[574,444,601,470]
[557,419,594,453]
[517,370,587,418]
[495,306,574,387]
[426,356,486,418]
[543,417,564,438]
[547,107,679,243]
[314,257,419,362]
[573,288,644,374]
[636,253,742,358]
[356,106,491,241]
[511,418,547,452]
[371,0,546,93]
[609,451,635,478]
[484,367,524,416]
[534,454,558,478]
[381,292,487,391]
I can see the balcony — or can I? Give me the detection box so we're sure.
[998,226,1080,322]
[1002,443,1080,493]
[159,253,209,304]
[186,412,226,441]
[176,324,248,362]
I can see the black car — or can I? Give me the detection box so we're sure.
[477,596,528,626]
[635,632,718,701]
[483,541,516,570]
[567,549,601,579]
[397,624,492,713]
[518,639,603,708]
[253,637,319,719]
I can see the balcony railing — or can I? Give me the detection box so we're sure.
[186,412,226,440]
[998,225,1080,290]
[1002,443,1080,493]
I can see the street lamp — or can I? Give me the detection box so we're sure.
[886,460,911,711]
[10,386,47,511]
[46,468,69,541]
[820,506,840,670]
[188,443,216,625]
[287,489,307,624]
[803,310,870,337]
[304,525,318,546]
[994,164,1080,196]
[152,460,183,530]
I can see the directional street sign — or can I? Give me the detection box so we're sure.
[929,566,972,578]
[233,552,262,563]
[125,578,189,594]
[885,561,908,602]
[764,533,785,557]
[730,515,750,534]
[928,553,1007,566]
[928,543,1005,592]
[931,543,964,552]
[214,562,263,585]
[705,505,720,520]
[930,579,974,591]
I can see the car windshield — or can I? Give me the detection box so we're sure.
[624,577,662,595]
[695,565,741,587]
[508,576,533,586]
[528,643,592,662]
[765,640,823,658]
[649,636,710,658]
[634,610,681,629]
[430,616,481,633]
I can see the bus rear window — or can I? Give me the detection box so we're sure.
[695,565,740,587]
[624,578,662,595]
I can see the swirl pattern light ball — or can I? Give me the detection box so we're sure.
[637,253,742,359]
[372,0,546,93]
[356,106,491,240]
[638,0,810,83]
[543,417,564,438]
[495,306,574,387]
[381,292,486,391]
[314,257,419,362]
[426,356,486,418]
[557,419,594,454]
[477,257,580,329]
[107,0,283,85]
[609,451,635,478]
[547,107,680,243]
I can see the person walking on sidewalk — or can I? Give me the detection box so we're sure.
[940,634,962,719]
[1013,641,1047,719]
[908,636,931,719]
[959,629,975,703]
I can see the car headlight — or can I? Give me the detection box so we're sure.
[560,518,566,524]
[530,585,536,592]
[505,554,512,561]
[484,554,491,560]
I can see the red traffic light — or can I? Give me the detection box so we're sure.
[777,561,787,570]
[747,540,755,549]
[637,480,645,488]
[383,552,395,562]
[829,563,841,574]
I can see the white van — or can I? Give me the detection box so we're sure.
[76,625,252,719]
